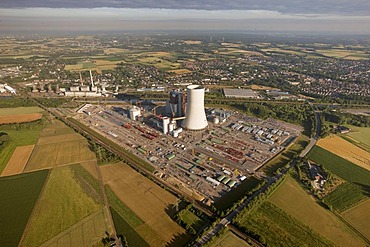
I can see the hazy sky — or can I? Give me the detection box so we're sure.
[0,0,369,33]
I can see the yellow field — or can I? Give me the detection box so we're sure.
[317,135,370,171]
[342,199,370,240]
[0,113,42,124]
[1,145,34,176]
[101,162,187,246]
[250,85,279,90]
[25,134,96,172]
[269,175,365,247]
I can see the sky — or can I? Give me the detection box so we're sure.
[0,0,369,33]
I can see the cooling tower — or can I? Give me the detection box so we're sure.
[181,85,208,130]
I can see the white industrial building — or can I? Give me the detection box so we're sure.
[129,107,141,120]
[181,85,208,130]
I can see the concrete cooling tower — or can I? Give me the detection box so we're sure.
[181,85,208,130]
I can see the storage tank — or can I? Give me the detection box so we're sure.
[213,117,220,124]
[181,85,208,130]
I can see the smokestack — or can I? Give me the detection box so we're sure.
[79,71,83,85]
[89,70,94,88]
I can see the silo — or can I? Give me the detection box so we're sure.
[181,85,208,130]
[162,117,170,134]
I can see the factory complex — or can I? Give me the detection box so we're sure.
[73,85,302,204]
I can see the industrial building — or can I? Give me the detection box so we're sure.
[223,88,259,98]
[181,85,208,130]
[165,90,185,117]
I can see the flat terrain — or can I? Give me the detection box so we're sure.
[210,231,250,247]
[21,165,104,247]
[0,128,43,174]
[269,175,365,247]
[342,199,370,240]
[0,106,43,115]
[101,162,189,247]
[1,145,34,176]
[324,182,368,212]
[317,135,370,171]
[0,113,42,124]
[308,146,370,188]
[0,170,48,247]
[344,125,370,150]
[238,201,334,247]
[40,207,110,247]
[25,133,96,171]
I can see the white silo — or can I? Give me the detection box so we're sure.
[181,85,208,130]
[162,117,170,134]
[129,107,141,120]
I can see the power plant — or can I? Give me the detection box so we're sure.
[181,85,208,130]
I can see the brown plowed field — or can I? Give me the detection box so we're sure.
[101,163,187,246]
[1,145,34,176]
[317,135,370,171]
[0,113,42,124]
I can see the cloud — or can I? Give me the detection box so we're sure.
[0,0,369,15]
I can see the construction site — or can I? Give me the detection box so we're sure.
[73,85,302,204]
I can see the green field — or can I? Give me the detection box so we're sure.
[106,186,149,246]
[214,176,262,212]
[0,170,48,246]
[0,106,43,115]
[308,146,370,188]
[177,208,207,233]
[110,207,150,247]
[344,125,370,149]
[269,175,366,246]
[210,231,250,247]
[324,182,368,212]
[237,202,334,247]
[21,165,103,247]
[0,126,43,173]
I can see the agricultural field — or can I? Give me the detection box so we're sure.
[21,165,104,247]
[269,175,366,246]
[25,133,96,172]
[214,176,262,212]
[343,125,370,150]
[0,125,44,174]
[106,186,150,247]
[0,170,48,247]
[101,162,190,247]
[1,145,34,176]
[317,135,370,171]
[237,202,334,247]
[342,199,370,241]
[168,68,192,74]
[324,182,368,212]
[210,231,250,247]
[40,207,111,247]
[308,146,370,188]
[315,49,369,60]
[0,106,43,115]
[0,113,42,124]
